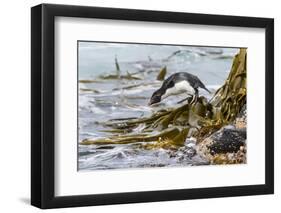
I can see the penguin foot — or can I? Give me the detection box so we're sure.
[189,95,198,105]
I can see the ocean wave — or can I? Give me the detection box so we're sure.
[78,142,207,171]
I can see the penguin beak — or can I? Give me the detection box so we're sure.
[148,95,161,106]
[148,100,154,106]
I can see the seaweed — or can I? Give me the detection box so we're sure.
[99,56,142,80]
[115,56,120,78]
[156,66,167,81]
[79,88,100,93]
[79,79,101,83]
[81,127,182,145]
[99,72,142,80]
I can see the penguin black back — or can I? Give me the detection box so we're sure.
[161,72,210,93]
[149,72,210,105]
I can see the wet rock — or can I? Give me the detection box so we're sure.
[196,104,247,164]
[208,128,246,155]
[167,145,197,160]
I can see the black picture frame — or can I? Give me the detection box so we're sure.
[31,3,274,209]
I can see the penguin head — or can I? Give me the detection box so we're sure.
[149,90,162,105]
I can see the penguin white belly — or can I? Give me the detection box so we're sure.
[162,81,195,99]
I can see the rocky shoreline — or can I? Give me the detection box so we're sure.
[196,105,247,164]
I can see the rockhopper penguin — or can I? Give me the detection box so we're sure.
[149,72,211,105]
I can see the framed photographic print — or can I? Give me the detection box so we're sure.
[31,3,274,209]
